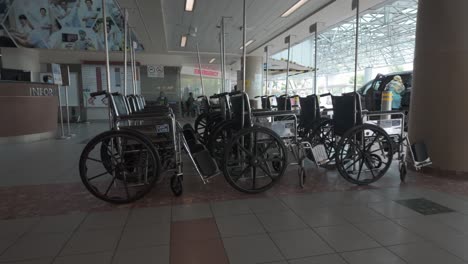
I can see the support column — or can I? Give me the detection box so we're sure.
[364,67,373,83]
[409,0,468,172]
[242,56,263,99]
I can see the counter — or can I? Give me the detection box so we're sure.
[0,81,58,143]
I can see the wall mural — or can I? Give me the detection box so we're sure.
[0,0,143,51]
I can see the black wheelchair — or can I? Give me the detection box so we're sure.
[312,92,431,185]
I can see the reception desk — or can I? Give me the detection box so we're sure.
[0,81,58,143]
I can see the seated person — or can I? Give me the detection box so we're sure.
[157,92,168,106]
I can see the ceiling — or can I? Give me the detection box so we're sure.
[161,0,335,56]
[115,0,166,53]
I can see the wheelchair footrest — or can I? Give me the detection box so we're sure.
[312,144,329,165]
[192,149,218,177]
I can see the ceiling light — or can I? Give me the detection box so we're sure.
[281,0,308,18]
[185,0,195,11]
[209,58,216,63]
[180,35,187,47]
[240,40,255,50]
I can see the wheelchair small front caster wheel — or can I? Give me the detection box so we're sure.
[299,167,306,188]
[171,175,183,196]
[399,162,407,183]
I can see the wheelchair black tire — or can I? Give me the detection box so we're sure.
[79,129,160,204]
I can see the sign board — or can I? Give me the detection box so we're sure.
[194,68,219,77]
[181,66,221,78]
[51,64,63,85]
[148,65,164,78]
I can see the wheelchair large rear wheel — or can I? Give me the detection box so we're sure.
[335,124,393,185]
[223,127,287,193]
[207,120,237,166]
[79,130,160,204]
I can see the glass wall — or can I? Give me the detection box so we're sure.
[269,0,418,97]
[180,75,222,101]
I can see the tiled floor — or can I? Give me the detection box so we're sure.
[2,123,468,263]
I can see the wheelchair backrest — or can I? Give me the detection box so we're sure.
[277,94,290,111]
[332,92,363,136]
[110,94,130,117]
[268,96,278,109]
[300,95,320,129]
[230,92,252,129]
[219,94,232,120]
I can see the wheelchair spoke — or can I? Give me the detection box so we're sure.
[88,171,110,181]
[257,162,272,180]
[237,143,253,157]
[344,156,362,172]
[258,139,276,157]
[368,161,377,178]
[87,157,103,163]
[365,134,379,152]
[104,177,116,196]
[356,158,365,180]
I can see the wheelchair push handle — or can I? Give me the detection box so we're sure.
[90,90,107,97]
[319,93,332,97]
[229,91,242,96]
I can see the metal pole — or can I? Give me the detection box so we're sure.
[132,40,137,95]
[265,47,268,95]
[241,0,246,128]
[129,32,136,95]
[221,17,226,93]
[123,9,128,96]
[285,35,291,110]
[102,0,112,129]
[314,30,318,95]
[219,32,224,94]
[65,66,75,137]
[196,42,205,96]
[57,86,66,139]
[353,0,360,93]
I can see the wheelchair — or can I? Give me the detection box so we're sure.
[79,91,221,204]
[313,92,431,185]
[210,92,332,192]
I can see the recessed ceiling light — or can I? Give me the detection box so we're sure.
[185,0,195,12]
[209,58,216,63]
[281,0,308,18]
[180,35,187,47]
[240,40,255,50]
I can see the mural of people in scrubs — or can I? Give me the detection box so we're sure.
[80,0,98,28]
[74,29,95,50]
[38,8,51,38]
[0,0,141,51]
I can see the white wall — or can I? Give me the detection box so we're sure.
[1,48,41,82]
